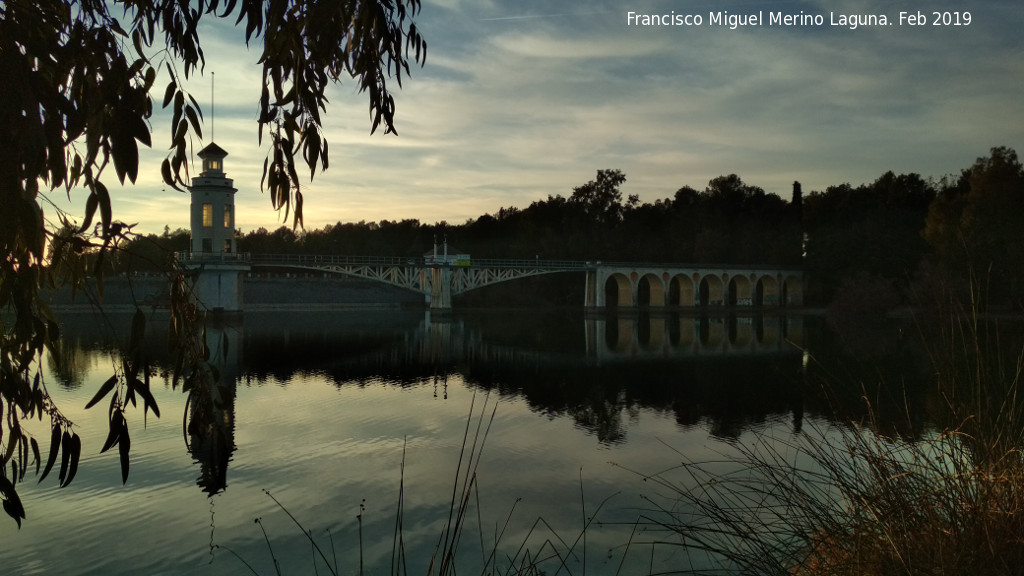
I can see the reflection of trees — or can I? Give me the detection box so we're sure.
[568,396,629,444]
[46,337,95,390]
[53,312,242,495]
[800,317,936,439]
[485,357,808,443]
[236,311,813,443]
[56,310,946,457]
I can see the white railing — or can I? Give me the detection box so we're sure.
[176,251,252,263]
[174,252,802,273]
[245,253,595,270]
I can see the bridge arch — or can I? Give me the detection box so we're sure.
[698,274,725,306]
[604,273,633,309]
[755,275,779,307]
[669,275,695,307]
[727,275,753,306]
[637,273,665,307]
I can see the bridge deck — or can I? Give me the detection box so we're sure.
[177,252,800,272]
[176,252,804,308]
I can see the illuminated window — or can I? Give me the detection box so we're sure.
[224,240,232,253]
[202,204,213,227]
[207,159,220,171]
[223,205,232,228]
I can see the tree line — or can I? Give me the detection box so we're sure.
[112,146,1023,308]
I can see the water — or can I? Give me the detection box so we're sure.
[0,308,920,575]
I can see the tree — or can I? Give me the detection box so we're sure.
[0,0,426,526]
[569,169,636,226]
[924,146,1024,306]
[802,171,936,303]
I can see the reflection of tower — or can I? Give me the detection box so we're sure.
[187,319,241,495]
[186,143,250,313]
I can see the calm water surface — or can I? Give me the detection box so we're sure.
[1,309,921,575]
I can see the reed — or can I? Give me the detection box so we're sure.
[625,291,1024,575]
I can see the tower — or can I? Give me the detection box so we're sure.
[189,143,237,254]
[185,142,249,314]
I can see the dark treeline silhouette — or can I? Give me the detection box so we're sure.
[111,147,1023,308]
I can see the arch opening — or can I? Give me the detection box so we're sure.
[670,275,695,307]
[604,274,632,309]
[755,276,779,307]
[698,275,724,306]
[638,274,665,307]
[727,276,752,306]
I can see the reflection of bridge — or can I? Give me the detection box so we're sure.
[179,252,803,313]
[586,314,803,364]
[233,312,805,377]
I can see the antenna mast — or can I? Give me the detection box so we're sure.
[211,71,215,142]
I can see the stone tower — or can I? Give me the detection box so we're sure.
[189,143,237,254]
[186,142,249,314]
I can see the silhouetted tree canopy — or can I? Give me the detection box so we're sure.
[924,146,1024,305]
[1,0,425,526]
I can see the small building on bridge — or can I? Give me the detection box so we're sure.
[423,241,470,266]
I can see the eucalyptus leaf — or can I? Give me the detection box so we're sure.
[39,425,61,483]
[85,375,118,410]
[119,428,131,485]
[61,434,82,488]
[57,431,72,486]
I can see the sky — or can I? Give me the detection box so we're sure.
[54,0,1024,235]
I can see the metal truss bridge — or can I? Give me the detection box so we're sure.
[244,253,592,308]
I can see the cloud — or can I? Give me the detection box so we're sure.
[42,0,1024,237]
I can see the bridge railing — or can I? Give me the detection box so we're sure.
[175,252,801,274]
[176,251,252,263]
[174,249,798,270]
[249,253,413,267]
[460,258,592,270]
[237,253,596,270]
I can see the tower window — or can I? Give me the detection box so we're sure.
[223,205,232,228]
[202,204,213,227]
[208,159,220,171]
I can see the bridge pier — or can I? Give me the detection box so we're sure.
[428,267,453,310]
[585,271,600,308]
[186,259,251,315]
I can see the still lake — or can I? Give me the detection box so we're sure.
[1,307,922,575]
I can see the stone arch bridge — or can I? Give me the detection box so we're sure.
[587,264,804,308]
[179,253,803,312]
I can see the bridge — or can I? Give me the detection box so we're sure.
[178,251,803,313]
[180,141,802,314]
